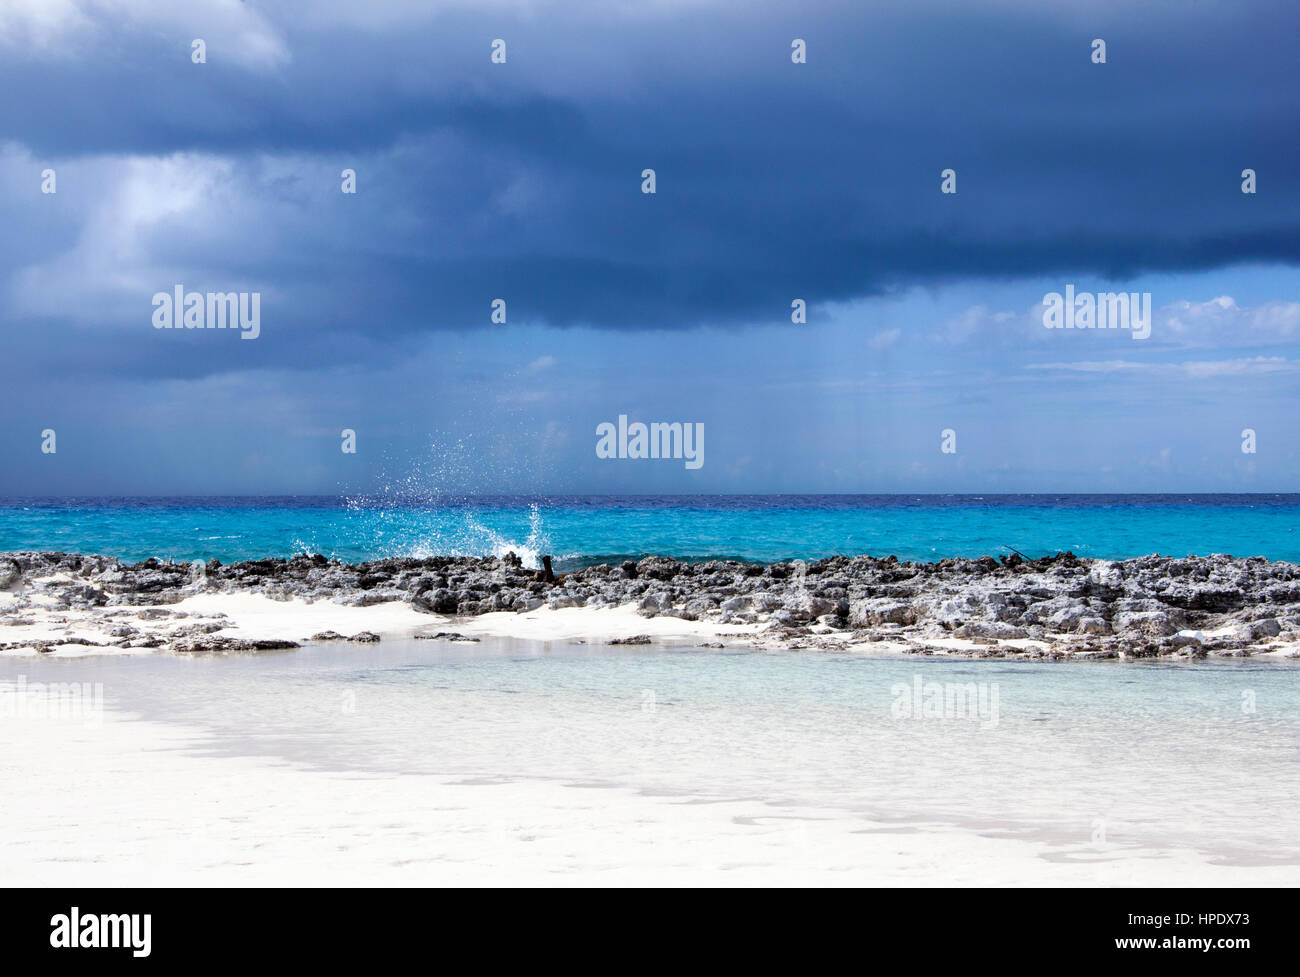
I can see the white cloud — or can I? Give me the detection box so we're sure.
[5,151,268,327]
[0,0,289,71]
[938,304,1026,344]
[867,327,900,350]
[0,0,88,48]
[1027,355,1296,378]
[943,294,1300,351]
[1181,356,1294,378]
[1146,295,1300,348]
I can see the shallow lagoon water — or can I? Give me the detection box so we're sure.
[10,640,1298,869]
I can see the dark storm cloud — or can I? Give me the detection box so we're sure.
[1,0,1297,381]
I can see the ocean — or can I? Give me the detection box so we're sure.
[1,494,1298,567]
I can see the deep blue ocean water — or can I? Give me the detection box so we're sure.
[1,495,1298,568]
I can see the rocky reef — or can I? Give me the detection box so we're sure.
[2,549,1300,660]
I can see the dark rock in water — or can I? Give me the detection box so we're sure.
[637,557,682,580]
[172,636,300,653]
[348,631,380,643]
[610,634,652,645]
[309,631,346,641]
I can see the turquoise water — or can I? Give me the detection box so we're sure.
[1,494,1299,567]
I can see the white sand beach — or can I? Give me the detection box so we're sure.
[4,689,1297,887]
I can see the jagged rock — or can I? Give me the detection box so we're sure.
[171,637,299,653]
[803,596,836,618]
[413,588,458,614]
[637,557,682,580]
[1113,610,1181,638]
[1089,561,1125,590]
[1234,619,1281,641]
[1076,616,1112,636]
[1041,601,1090,631]
[0,559,22,590]
[850,598,917,627]
[954,621,1029,640]
[4,548,1300,663]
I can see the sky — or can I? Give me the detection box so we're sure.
[1,0,1298,496]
